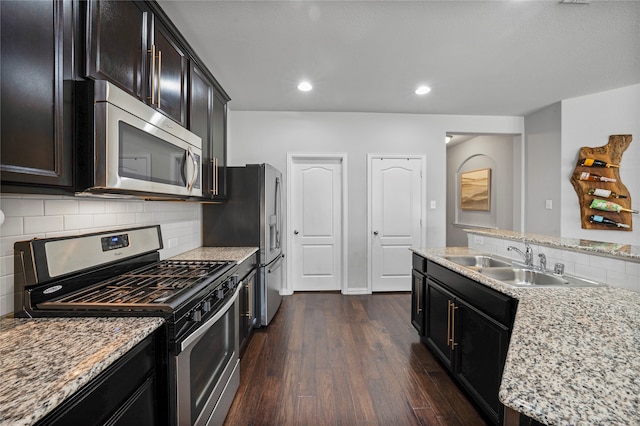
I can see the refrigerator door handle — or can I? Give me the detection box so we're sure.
[275,176,282,250]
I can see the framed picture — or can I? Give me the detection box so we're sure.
[460,168,491,211]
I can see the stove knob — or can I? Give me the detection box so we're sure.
[217,289,225,299]
[191,309,202,322]
[202,300,211,312]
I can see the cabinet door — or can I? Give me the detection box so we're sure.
[454,298,509,425]
[86,0,148,101]
[1,0,74,190]
[424,279,455,370]
[189,63,212,195]
[152,17,187,125]
[411,269,425,335]
[210,89,228,198]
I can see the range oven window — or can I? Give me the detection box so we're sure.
[190,310,234,418]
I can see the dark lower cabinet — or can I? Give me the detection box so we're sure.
[0,0,75,192]
[236,253,258,357]
[411,269,425,335]
[419,258,516,426]
[36,329,167,426]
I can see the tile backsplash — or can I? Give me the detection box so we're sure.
[468,234,640,292]
[0,194,202,316]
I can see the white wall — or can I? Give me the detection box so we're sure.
[0,195,202,316]
[561,84,640,245]
[524,102,562,236]
[228,111,523,291]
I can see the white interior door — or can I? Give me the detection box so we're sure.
[290,158,343,291]
[370,156,424,292]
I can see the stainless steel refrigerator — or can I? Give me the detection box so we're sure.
[203,163,284,326]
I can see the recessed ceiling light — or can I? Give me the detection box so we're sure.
[298,81,313,92]
[445,135,453,144]
[415,85,431,95]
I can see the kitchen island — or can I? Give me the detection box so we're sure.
[412,246,640,425]
[0,317,164,426]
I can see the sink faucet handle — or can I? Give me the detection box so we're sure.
[538,253,547,272]
[554,263,565,276]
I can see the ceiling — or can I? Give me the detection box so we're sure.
[157,0,640,116]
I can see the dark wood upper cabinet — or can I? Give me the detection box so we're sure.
[85,0,148,101]
[189,63,228,200]
[85,0,187,126]
[0,0,75,191]
[152,18,187,125]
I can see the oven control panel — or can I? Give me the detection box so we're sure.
[101,233,130,251]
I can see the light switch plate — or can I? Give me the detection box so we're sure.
[430,200,437,209]
[545,199,553,210]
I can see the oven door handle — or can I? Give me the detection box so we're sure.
[180,282,242,352]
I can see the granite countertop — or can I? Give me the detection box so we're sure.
[464,228,640,261]
[412,247,640,425]
[0,317,164,426]
[170,247,258,264]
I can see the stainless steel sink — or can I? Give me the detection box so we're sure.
[478,267,604,288]
[480,267,569,286]
[442,255,512,268]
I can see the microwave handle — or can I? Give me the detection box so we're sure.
[185,148,198,191]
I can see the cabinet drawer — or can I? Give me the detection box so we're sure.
[412,253,427,272]
[427,260,514,327]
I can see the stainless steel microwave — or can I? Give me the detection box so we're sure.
[76,80,202,198]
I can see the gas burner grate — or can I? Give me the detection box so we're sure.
[53,260,233,305]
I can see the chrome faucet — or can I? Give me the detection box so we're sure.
[538,253,547,272]
[507,243,534,268]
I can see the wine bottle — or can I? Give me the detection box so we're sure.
[580,158,620,168]
[587,188,627,199]
[588,214,630,228]
[590,199,639,214]
[579,172,616,183]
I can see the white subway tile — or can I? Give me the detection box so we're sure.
[116,213,137,225]
[626,261,640,277]
[127,202,144,213]
[0,256,13,276]
[24,216,64,234]
[0,293,13,317]
[93,214,118,227]
[78,200,106,214]
[606,270,640,292]
[105,202,128,213]
[589,255,626,272]
[64,215,95,230]
[0,217,24,237]
[45,199,79,216]
[572,264,607,283]
[1,199,44,217]
[135,212,154,224]
[0,275,13,297]
[562,250,590,267]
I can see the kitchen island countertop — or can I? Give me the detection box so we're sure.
[0,317,164,426]
[412,246,640,425]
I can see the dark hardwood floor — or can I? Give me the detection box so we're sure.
[224,292,488,426]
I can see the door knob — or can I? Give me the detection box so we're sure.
[373,231,379,235]
[294,230,299,235]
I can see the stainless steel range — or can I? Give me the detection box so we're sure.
[14,225,241,426]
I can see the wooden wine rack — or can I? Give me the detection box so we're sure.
[570,134,633,231]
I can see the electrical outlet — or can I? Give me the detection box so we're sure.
[168,238,178,248]
[473,235,484,245]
